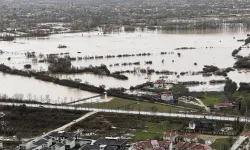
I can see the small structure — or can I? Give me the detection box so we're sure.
[182,134,198,143]
[161,91,174,102]
[19,139,35,150]
[0,141,3,149]
[214,103,235,110]
[94,137,127,150]
[154,79,166,88]
[163,132,178,141]
[194,119,216,132]
[54,143,65,150]
[187,121,196,130]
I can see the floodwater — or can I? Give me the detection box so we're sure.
[0,29,250,98]
[0,72,97,103]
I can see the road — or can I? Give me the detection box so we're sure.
[45,111,97,135]
[1,102,250,123]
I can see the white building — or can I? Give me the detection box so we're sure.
[54,143,65,150]
[161,91,174,102]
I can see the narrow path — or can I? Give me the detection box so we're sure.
[195,98,210,112]
[43,111,98,137]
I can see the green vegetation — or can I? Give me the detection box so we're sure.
[233,91,250,99]
[200,96,221,105]
[172,84,189,99]
[69,113,184,141]
[211,138,234,150]
[133,122,182,140]
[0,105,86,138]
[224,79,238,95]
[79,97,186,113]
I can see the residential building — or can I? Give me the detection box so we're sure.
[182,134,198,143]
[94,137,128,150]
[54,143,65,150]
[163,132,178,141]
[19,139,34,150]
[161,91,174,102]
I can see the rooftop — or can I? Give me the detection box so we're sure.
[94,138,127,146]
[33,139,47,146]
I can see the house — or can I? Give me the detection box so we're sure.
[40,147,52,150]
[49,131,78,144]
[182,134,198,143]
[43,136,52,147]
[54,143,65,150]
[80,144,116,150]
[150,140,159,149]
[94,137,128,150]
[161,91,174,102]
[129,140,170,150]
[32,139,49,150]
[174,142,212,150]
[0,141,3,149]
[194,119,216,132]
[19,139,34,150]
[214,103,235,110]
[154,79,165,88]
[187,121,196,130]
[64,137,75,149]
[163,132,178,141]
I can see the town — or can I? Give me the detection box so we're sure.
[1,0,250,150]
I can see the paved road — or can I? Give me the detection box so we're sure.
[1,102,250,123]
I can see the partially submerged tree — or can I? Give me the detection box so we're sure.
[48,58,71,73]
[224,79,237,95]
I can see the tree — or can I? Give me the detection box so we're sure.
[172,84,189,99]
[224,79,237,95]
[48,58,71,73]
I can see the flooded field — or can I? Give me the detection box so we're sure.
[0,72,98,103]
[0,29,250,98]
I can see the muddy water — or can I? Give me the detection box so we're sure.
[0,30,250,95]
[0,72,97,103]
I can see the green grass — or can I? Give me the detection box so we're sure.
[233,91,250,100]
[133,122,181,140]
[211,138,233,150]
[200,96,221,105]
[79,97,186,113]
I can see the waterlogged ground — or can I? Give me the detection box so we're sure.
[0,30,250,100]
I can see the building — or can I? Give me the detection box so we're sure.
[129,140,212,150]
[163,132,178,141]
[213,103,235,110]
[154,79,166,88]
[0,141,3,149]
[19,139,34,150]
[175,142,212,150]
[182,134,198,143]
[94,137,128,150]
[194,119,216,132]
[54,143,65,150]
[80,144,117,150]
[19,131,78,150]
[161,91,174,102]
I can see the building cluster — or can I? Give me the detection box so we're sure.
[1,0,250,33]
[129,132,212,150]
[19,131,128,150]
[19,131,78,150]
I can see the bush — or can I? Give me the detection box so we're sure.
[48,58,71,73]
